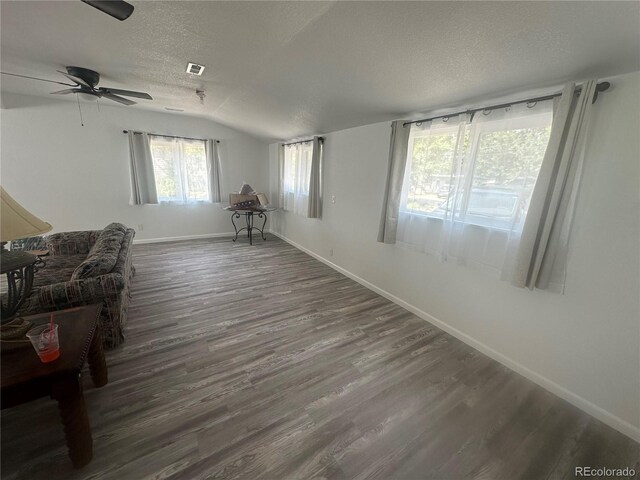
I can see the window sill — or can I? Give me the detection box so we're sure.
[156,200,214,206]
[399,209,522,233]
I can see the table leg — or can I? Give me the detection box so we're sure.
[51,375,93,468]
[88,326,108,388]
[231,212,241,242]
[257,212,268,240]
[247,212,254,245]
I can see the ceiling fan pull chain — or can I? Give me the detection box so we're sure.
[97,98,100,112]
[76,93,84,127]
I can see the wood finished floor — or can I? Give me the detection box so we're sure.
[1,237,638,480]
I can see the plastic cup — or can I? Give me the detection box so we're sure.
[26,324,60,363]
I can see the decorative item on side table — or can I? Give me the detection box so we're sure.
[226,183,275,245]
[0,187,52,324]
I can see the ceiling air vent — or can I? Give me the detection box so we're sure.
[186,63,205,75]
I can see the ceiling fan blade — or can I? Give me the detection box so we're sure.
[56,70,93,89]
[50,89,81,95]
[102,93,136,106]
[1,71,76,87]
[81,0,134,21]
[99,88,152,100]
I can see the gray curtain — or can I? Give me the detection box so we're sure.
[378,120,411,243]
[307,136,323,219]
[277,144,285,208]
[512,80,598,290]
[207,139,222,203]
[128,131,158,205]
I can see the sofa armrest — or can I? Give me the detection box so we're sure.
[37,273,125,310]
[46,230,101,256]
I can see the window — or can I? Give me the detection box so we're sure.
[279,137,323,218]
[402,124,462,215]
[149,135,210,203]
[400,107,552,231]
[282,141,313,215]
[387,82,598,289]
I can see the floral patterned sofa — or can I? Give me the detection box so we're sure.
[16,222,136,347]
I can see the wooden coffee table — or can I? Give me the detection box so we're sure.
[1,304,108,468]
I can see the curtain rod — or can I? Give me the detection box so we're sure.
[123,130,220,143]
[282,137,324,147]
[402,81,610,127]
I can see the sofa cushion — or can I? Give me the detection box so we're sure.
[44,253,88,271]
[34,254,87,286]
[71,224,125,280]
[71,256,113,280]
[46,231,101,256]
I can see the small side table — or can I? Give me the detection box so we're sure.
[1,304,108,468]
[225,207,276,245]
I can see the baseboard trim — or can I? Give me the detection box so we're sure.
[269,230,640,443]
[134,232,235,245]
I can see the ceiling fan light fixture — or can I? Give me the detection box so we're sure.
[186,63,205,76]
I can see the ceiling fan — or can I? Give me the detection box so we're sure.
[1,66,152,105]
[81,0,134,21]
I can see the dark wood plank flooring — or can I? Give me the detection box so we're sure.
[2,237,638,479]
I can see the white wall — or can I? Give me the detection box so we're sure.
[0,93,270,241]
[269,71,640,440]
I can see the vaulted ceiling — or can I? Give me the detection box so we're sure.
[2,1,639,141]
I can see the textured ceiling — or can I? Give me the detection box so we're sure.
[1,1,639,141]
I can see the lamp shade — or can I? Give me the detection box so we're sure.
[1,187,52,242]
